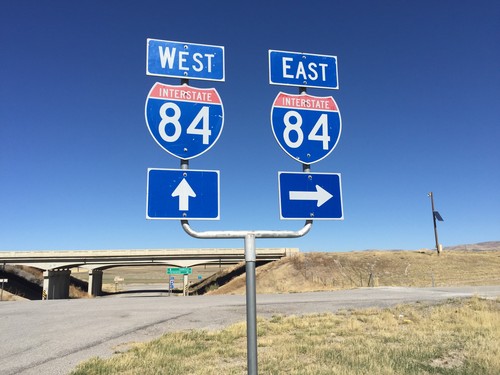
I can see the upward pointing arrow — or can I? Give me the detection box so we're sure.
[171,178,196,211]
[289,185,333,207]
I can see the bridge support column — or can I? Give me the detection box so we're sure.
[42,269,71,300]
[88,269,103,297]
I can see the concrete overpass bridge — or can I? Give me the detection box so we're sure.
[0,248,298,299]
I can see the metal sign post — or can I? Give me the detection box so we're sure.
[181,219,312,374]
[144,40,344,375]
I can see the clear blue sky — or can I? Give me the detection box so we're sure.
[1,1,499,252]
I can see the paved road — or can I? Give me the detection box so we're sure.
[1,286,499,375]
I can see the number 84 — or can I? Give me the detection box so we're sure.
[158,102,211,145]
[283,111,330,150]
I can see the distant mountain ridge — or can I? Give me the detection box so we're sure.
[444,241,500,252]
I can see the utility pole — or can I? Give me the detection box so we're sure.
[428,192,444,255]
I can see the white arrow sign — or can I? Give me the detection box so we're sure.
[171,178,196,211]
[289,185,333,207]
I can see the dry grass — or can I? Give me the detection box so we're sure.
[70,297,500,374]
[210,250,500,295]
[0,290,26,301]
[69,285,90,298]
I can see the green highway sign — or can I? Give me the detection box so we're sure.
[167,267,192,275]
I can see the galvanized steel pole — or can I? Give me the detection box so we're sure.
[245,233,258,374]
[181,219,312,375]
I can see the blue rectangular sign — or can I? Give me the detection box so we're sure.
[146,168,220,220]
[147,39,225,81]
[269,50,338,89]
[278,172,343,220]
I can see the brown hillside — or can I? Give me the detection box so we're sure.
[208,249,500,295]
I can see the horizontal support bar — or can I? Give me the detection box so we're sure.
[180,220,313,240]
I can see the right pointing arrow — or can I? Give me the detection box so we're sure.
[289,185,333,207]
[171,178,196,211]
